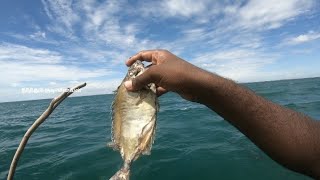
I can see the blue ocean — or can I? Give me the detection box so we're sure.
[1,77,319,180]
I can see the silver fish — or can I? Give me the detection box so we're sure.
[107,60,158,180]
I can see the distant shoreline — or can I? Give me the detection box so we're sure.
[242,76,320,84]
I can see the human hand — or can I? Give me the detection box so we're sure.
[125,49,206,101]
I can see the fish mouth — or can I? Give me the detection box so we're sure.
[128,60,145,78]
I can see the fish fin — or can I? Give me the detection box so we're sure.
[152,96,159,145]
[155,94,159,113]
[107,142,119,151]
[110,87,117,142]
[110,162,131,180]
[109,169,130,180]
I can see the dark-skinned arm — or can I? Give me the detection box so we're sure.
[124,50,320,179]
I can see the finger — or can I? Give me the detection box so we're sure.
[126,50,157,66]
[124,67,158,91]
[156,86,168,97]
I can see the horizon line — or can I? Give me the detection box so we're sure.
[1,76,319,104]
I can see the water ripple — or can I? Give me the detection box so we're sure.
[1,78,319,180]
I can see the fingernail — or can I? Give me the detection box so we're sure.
[124,81,132,90]
[125,59,130,66]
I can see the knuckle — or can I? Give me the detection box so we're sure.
[163,49,170,53]
[147,65,157,73]
[159,49,170,54]
[157,49,168,52]
[138,50,146,55]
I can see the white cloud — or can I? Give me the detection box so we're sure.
[42,0,79,29]
[192,46,320,82]
[285,31,320,45]
[164,0,207,17]
[42,0,153,51]
[192,48,276,82]
[30,31,46,39]
[49,81,57,86]
[64,45,133,66]
[42,0,80,37]
[83,79,122,94]
[139,0,315,30]
[39,0,316,58]
[133,0,315,53]
[82,0,121,29]
[236,0,314,29]
[0,43,62,64]
[0,43,112,85]
[0,61,109,83]
[139,0,223,23]
[6,31,61,45]
[182,28,207,39]
[10,82,20,87]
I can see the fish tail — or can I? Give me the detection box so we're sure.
[110,162,130,180]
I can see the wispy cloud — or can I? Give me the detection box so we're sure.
[1,61,109,83]
[161,0,209,18]
[42,0,80,38]
[140,0,315,30]
[1,0,319,102]
[41,0,160,56]
[5,31,61,45]
[235,0,314,30]
[38,0,318,81]
[0,43,62,64]
[0,43,111,85]
[80,0,133,46]
[284,31,320,45]
[29,31,46,39]
[193,48,276,82]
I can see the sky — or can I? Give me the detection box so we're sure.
[0,0,319,102]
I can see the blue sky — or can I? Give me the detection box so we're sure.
[0,0,319,102]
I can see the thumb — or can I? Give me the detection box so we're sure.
[124,67,157,91]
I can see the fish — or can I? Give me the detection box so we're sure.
[107,60,158,180]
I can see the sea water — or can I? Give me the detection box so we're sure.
[0,77,319,180]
